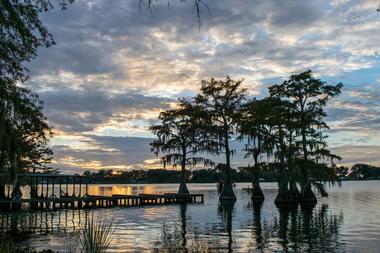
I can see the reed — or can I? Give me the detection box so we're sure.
[0,239,12,253]
[66,214,117,253]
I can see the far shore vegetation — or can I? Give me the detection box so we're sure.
[76,163,380,184]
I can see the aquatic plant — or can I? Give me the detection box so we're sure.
[66,214,117,253]
[0,238,56,253]
[0,239,12,253]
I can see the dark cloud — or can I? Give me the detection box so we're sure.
[17,0,380,171]
[267,1,323,28]
[40,88,173,132]
[52,134,249,172]
[53,135,155,168]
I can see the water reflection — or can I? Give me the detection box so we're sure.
[0,209,89,242]
[270,204,344,252]
[250,201,265,250]
[0,202,344,252]
[152,204,189,252]
[151,201,343,252]
[218,201,234,253]
[1,182,377,252]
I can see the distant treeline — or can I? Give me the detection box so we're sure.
[80,163,380,184]
[81,168,268,184]
[337,164,380,180]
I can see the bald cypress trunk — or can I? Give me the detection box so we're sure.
[300,181,317,203]
[251,137,264,201]
[251,155,264,202]
[178,146,189,195]
[275,170,292,204]
[299,127,317,203]
[275,128,293,204]
[289,180,300,202]
[220,132,236,201]
[251,179,264,202]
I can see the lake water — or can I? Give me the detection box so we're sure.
[1,181,380,252]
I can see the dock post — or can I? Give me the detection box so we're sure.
[85,178,88,196]
[59,177,62,197]
[36,176,39,197]
[72,176,76,197]
[66,177,69,197]
[51,176,55,197]
[46,176,49,199]
[79,177,82,197]
[40,176,44,198]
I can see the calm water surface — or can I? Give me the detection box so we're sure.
[1,181,380,252]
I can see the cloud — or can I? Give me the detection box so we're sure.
[18,0,380,171]
[51,134,250,173]
[52,136,156,172]
[39,87,173,134]
[331,145,380,166]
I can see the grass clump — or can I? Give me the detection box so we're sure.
[66,214,117,253]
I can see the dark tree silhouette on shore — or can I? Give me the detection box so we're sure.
[194,76,247,201]
[0,79,52,200]
[1,0,73,81]
[1,0,69,201]
[150,99,213,194]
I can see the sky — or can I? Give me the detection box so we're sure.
[23,0,380,173]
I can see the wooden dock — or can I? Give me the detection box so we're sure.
[0,193,204,211]
[0,173,204,212]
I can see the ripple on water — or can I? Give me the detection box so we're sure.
[1,181,380,252]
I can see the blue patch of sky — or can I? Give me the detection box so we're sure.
[323,65,380,88]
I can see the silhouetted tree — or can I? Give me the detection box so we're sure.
[0,79,52,198]
[194,76,247,201]
[349,164,380,179]
[150,99,212,194]
[269,70,342,203]
[265,98,297,204]
[1,0,73,81]
[238,98,275,201]
[1,0,70,199]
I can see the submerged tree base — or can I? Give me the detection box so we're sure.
[275,188,297,204]
[300,182,317,203]
[275,201,299,213]
[178,182,190,195]
[289,182,301,202]
[251,184,265,202]
[300,192,317,203]
[219,183,236,201]
[275,195,295,204]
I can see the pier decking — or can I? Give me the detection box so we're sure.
[0,174,204,212]
[0,193,204,211]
